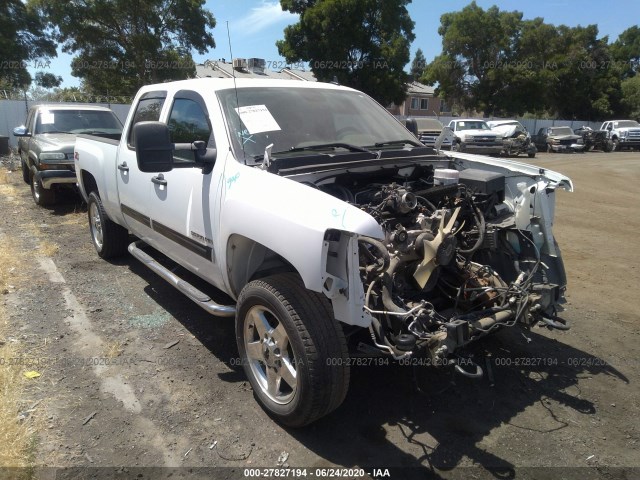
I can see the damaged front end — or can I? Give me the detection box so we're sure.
[320,161,571,373]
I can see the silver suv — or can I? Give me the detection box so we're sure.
[13,105,122,206]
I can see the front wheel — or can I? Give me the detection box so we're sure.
[612,138,619,151]
[87,192,129,259]
[21,160,30,184]
[236,273,350,427]
[30,173,55,206]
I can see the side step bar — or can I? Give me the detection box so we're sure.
[128,241,236,318]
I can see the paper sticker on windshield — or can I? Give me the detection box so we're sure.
[234,105,281,134]
[458,121,465,127]
[40,112,55,125]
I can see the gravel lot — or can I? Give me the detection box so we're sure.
[1,151,639,479]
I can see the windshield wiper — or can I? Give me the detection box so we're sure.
[42,130,72,134]
[286,142,375,154]
[251,142,378,163]
[373,139,423,147]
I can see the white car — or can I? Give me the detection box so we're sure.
[75,78,572,426]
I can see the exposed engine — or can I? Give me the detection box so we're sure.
[315,164,568,372]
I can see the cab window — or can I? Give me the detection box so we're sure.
[167,98,211,164]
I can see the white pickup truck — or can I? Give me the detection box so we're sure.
[75,78,573,426]
[446,118,504,155]
[599,120,640,151]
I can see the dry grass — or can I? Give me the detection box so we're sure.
[104,341,124,359]
[38,241,59,258]
[0,237,35,467]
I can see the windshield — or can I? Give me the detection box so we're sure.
[614,120,640,128]
[216,87,416,162]
[415,119,443,131]
[550,127,574,136]
[454,120,491,131]
[35,110,123,134]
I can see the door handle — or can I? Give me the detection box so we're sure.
[117,162,129,172]
[151,174,167,186]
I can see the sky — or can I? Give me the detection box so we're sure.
[30,0,640,90]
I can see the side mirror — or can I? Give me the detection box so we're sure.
[13,126,31,137]
[133,121,173,173]
[404,118,418,137]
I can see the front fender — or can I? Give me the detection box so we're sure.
[219,164,383,294]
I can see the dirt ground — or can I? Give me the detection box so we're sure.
[0,151,639,479]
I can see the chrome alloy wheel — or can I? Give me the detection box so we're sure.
[243,305,297,404]
[89,201,104,250]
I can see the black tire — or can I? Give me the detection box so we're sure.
[87,191,129,259]
[236,273,350,427]
[603,141,612,153]
[21,159,29,184]
[30,172,56,206]
[528,152,536,158]
[451,141,462,152]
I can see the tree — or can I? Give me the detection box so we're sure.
[421,1,522,116]
[422,2,625,119]
[410,48,426,80]
[34,0,216,95]
[0,0,56,90]
[621,74,640,119]
[277,0,415,106]
[548,25,622,119]
[611,26,640,79]
[35,72,63,89]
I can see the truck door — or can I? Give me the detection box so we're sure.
[116,91,167,241]
[144,90,221,283]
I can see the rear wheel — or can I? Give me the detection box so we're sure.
[87,191,129,259]
[236,273,350,427]
[30,173,55,206]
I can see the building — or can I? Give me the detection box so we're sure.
[388,81,451,117]
[195,58,316,82]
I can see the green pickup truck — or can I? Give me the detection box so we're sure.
[13,104,122,206]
